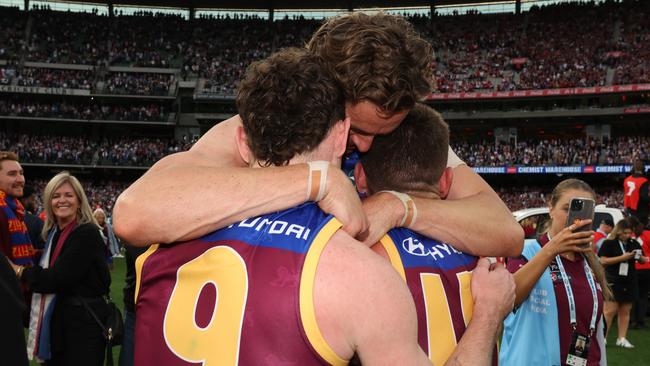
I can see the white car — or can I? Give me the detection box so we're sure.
[513,205,626,240]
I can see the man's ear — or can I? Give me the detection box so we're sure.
[354,162,369,195]
[235,126,252,166]
[438,167,454,199]
[333,117,351,159]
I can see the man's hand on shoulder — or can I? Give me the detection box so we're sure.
[471,258,516,322]
[358,191,405,246]
[318,167,369,239]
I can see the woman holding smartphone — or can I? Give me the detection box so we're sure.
[500,179,611,366]
[598,218,648,348]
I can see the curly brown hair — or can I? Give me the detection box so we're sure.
[360,103,448,194]
[308,12,434,114]
[236,48,345,166]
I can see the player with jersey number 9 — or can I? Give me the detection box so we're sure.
[163,247,247,366]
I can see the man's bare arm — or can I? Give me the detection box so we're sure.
[413,164,523,256]
[361,164,523,256]
[316,231,431,365]
[113,117,366,246]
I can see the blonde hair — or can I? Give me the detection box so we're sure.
[41,171,98,239]
[545,179,612,300]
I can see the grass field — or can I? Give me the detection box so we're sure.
[29,258,650,365]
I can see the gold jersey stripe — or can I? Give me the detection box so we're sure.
[134,244,159,304]
[379,234,407,281]
[299,218,347,366]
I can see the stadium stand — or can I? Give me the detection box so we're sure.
[453,136,650,167]
[1,0,649,220]
[1,1,648,94]
[3,132,650,170]
[16,67,94,89]
[496,186,624,212]
[18,179,625,218]
[0,133,191,166]
[0,98,170,122]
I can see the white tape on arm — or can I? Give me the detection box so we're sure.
[378,190,418,227]
[307,161,329,202]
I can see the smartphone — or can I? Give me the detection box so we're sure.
[566,197,596,238]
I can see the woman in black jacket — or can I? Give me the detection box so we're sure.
[11,171,110,366]
[598,218,649,348]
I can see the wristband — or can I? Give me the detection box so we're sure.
[307,161,329,202]
[379,190,418,227]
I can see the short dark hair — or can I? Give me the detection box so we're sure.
[308,12,433,114]
[236,48,345,166]
[361,103,449,193]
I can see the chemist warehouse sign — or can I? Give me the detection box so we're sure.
[472,165,650,174]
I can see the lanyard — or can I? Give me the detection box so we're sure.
[618,240,627,254]
[555,254,599,334]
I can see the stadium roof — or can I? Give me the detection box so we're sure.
[61,0,512,10]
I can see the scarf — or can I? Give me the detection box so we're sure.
[26,221,76,362]
[0,190,34,265]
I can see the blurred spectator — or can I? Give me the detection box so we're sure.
[0,66,16,85]
[17,185,44,252]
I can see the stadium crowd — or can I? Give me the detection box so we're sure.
[0,133,190,167]
[611,6,650,85]
[1,1,649,95]
[453,136,650,167]
[3,66,176,95]
[0,6,26,61]
[103,72,175,96]
[15,67,93,89]
[25,180,623,217]
[2,131,647,169]
[27,178,129,216]
[2,132,648,169]
[0,99,169,122]
[497,186,624,212]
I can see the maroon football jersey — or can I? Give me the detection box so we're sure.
[134,203,347,365]
[379,228,487,365]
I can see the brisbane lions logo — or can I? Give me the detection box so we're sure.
[402,237,429,256]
